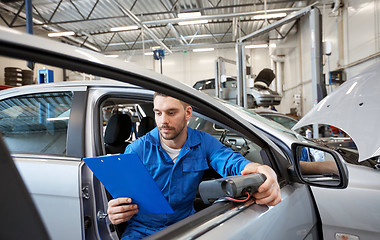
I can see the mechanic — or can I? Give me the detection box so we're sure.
[107,92,282,239]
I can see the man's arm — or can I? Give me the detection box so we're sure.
[299,160,339,175]
[241,163,281,206]
[107,197,139,225]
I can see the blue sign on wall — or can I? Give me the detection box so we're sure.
[38,69,54,84]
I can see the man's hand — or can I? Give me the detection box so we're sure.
[241,163,281,206]
[107,197,139,225]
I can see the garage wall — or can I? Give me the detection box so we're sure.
[0,56,64,85]
[126,0,379,117]
[343,0,380,77]
[277,0,380,117]
[125,47,271,87]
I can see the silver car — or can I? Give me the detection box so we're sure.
[193,76,282,108]
[0,26,348,240]
[293,61,380,240]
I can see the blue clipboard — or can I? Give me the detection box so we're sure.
[83,153,174,214]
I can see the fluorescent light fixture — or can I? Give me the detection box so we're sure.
[193,48,214,52]
[144,52,154,56]
[178,19,208,25]
[48,31,75,37]
[245,44,268,49]
[269,43,277,48]
[110,25,138,32]
[178,12,202,18]
[105,54,119,58]
[253,13,287,20]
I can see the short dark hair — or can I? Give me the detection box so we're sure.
[153,92,189,109]
[153,92,168,99]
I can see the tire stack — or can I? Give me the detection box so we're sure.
[4,67,23,86]
[4,67,34,86]
[22,69,33,85]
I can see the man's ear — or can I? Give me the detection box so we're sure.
[185,106,193,120]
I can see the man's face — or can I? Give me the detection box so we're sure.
[153,95,192,141]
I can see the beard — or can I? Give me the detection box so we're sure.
[158,117,187,141]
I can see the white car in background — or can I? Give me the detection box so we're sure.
[193,73,282,108]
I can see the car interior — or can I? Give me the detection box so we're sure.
[96,95,274,238]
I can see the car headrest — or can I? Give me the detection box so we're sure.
[104,114,132,145]
[137,116,156,138]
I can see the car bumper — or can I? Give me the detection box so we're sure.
[255,97,282,106]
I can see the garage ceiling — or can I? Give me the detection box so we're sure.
[0,0,315,55]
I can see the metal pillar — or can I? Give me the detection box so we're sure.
[25,0,34,71]
[236,42,247,107]
[25,0,33,34]
[310,7,326,138]
[215,58,222,98]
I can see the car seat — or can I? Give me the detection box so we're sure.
[104,114,132,154]
[137,116,156,138]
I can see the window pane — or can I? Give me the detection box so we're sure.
[188,115,264,164]
[0,92,73,155]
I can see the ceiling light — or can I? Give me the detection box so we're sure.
[178,19,208,25]
[269,43,277,48]
[104,54,119,58]
[253,13,287,20]
[178,12,202,18]
[48,31,75,37]
[110,25,138,32]
[245,44,268,49]
[193,48,214,52]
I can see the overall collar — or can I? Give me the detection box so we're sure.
[148,127,201,149]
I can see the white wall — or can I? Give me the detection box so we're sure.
[276,0,380,117]
[343,0,380,77]
[124,48,265,87]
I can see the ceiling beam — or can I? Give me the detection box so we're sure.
[114,0,172,54]
[238,3,316,42]
[142,7,300,25]
[8,5,301,28]
[0,2,100,52]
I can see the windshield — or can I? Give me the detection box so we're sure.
[259,114,298,129]
[213,98,299,138]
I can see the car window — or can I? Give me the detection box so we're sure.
[224,79,237,88]
[262,114,298,129]
[0,92,73,155]
[188,114,265,165]
[193,81,205,90]
[98,97,156,155]
[204,80,215,89]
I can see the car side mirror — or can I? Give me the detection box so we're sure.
[291,143,348,189]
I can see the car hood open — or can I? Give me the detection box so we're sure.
[292,61,380,162]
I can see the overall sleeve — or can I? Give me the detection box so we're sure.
[202,133,251,177]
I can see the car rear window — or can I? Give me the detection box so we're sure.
[0,92,73,155]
